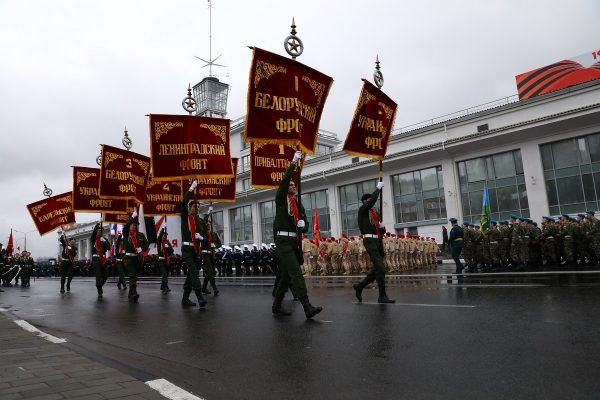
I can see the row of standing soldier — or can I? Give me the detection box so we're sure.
[0,244,34,288]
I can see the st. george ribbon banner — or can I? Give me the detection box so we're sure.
[99,144,151,204]
[149,114,234,180]
[184,158,239,203]
[27,192,76,236]
[343,79,397,161]
[250,143,303,189]
[103,201,136,225]
[72,166,128,213]
[144,176,183,217]
[244,47,333,154]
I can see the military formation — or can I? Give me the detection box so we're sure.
[459,210,600,271]
[300,233,439,276]
[0,245,34,288]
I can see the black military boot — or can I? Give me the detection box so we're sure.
[117,281,122,290]
[66,277,72,292]
[159,282,165,292]
[272,293,292,316]
[202,277,212,295]
[131,285,139,302]
[377,282,395,304]
[352,277,372,302]
[211,279,219,296]
[181,289,196,307]
[97,287,103,299]
[60,277,66,293]
[194,289,208,308]
[299,296,323,319]
[128,285,133,298]
[163,283,171,293]
[122,281,127,291]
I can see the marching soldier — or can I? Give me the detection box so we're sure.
[301,236,313,275]
[541,216,559,266]
[91,222,110,298]
[21,251,33,287]
[487,221,502,270]
[530,221,542,267]
[509,215,522,268]
[157,227,174,293]
[233,246,243,276]
[339,234,351,275]
[317,239,329,275]
[353,180,394,304]
[201,210,222,296]
[115,233,128,290]
[461,223,473,272]
[330,237,341,275]
[271,150,322,319]
[180,181,207,308]
[58,232,77,293]
[499,221,511,267]
[586,210,600,265]
[123,210,149,302]
[448,218,465,275]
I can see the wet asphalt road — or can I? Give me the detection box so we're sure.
[2,269,600,400]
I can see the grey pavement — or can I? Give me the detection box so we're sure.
[0,311,167,400]
[2,267,600,400]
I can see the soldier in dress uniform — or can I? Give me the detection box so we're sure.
[486,221,501,271]
[541,216,559,267]
[471,225,483,271]
[20,251,33,287]
[90,222,110,298]
[461,223,473,272]
[559,215,577,266]
[448,218,465,275]
[301,236,313,275]
[58,233,77,293]
[157,227,174,293]
[530,221,542,267]
[242,245,252,275]
[115,233,128,290]
[201,209,222,296]
[509,215,522,268]
[180,181,207,308]
[233,246,243,276]
[352,180,394,304]
[271,150,322,319]
[123,211,149,302]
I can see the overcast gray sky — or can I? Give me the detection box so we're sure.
[1,0,599,257]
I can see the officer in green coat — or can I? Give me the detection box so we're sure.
[115,232,128,290]
[20,251,33,287]
[201,211,222,296]
[91,222,111,298]
[181,181,207,308]
[58,233,77,293]
[271,150,322,319]
[123,211,149,302]
[157,227,173,293]
[352,179,395,304]
[447,218,465,275]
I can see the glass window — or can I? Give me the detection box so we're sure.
[301,190,331,238]
[339,179,377,237]
[540,133,600,215]
[229,205,253,243]
[211,211,224,243]
[260,201,275,244]
[392,166,446,224]
[240,155,250,173]
[458,150,527,220]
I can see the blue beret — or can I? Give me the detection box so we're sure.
[533,222,538,226]
[474,225,480,228]
[490,220,497,225]
[469,224,475,228]
[518,217,526,222]
[577,213,586,218]
[510,214,519,220]
[463,221,470,225]
[586,210,596,215]
[561,213,570,218]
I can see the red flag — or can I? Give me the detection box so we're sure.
[6,229,13,256]
[16,246,20,252]
[313,208,320,246]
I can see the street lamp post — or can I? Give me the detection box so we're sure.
[14,229,36,251]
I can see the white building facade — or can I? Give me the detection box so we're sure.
[209,80,600,247]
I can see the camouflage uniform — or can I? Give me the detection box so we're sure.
[541,218,559,265]
[487,224,502,269]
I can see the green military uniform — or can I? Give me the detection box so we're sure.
[471,228,483,271]
[541,218,559,265]
[157,228,174,293]
[123,217,149,302]
[59,235,77,293]
[201,223,222,295]
[91,223,111,297]
[587,212,600,264]
[448,220,465,274]
[20,253,33,287]
[487,224,502,269]
[461,224,473,270]
[530,223,542,266]
[510,219,522,266]
[519,219,531,267]
[499,223,511,267]
[559,217,577,265]
[180,190,207,307]
[115,234,128,290]
[352,186,395,303]
[272,160,323,318]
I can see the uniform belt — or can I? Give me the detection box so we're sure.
[546,236,554,239]
[158,256,165,260]
[125,252,138,257]
[503,238,510,240]
[182,241,195,246]
[201,250,212,254]
[564,235,572,238]
[454,238,463,241]
[489,241,498,244]
[92,255,100,258]
[524,235,530,238]
[363,234,378,238]
[277,231,297,237]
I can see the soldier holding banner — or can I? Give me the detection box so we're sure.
[90,222,110,299]
[157,227,173,293]
[59,233,77,293]
[180,181,207,308]
[123,210,149,302]
[271,151,322,319]
[201,209,222,296]
[115,232,128,290]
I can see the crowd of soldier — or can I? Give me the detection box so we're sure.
[300,233,439,276]
[0,243,34,288]
[460,210,600,271]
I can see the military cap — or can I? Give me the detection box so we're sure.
[533,222,538,226]
[462,221,470,226]
[586,210,596,215]
[561,213,570,218]
[361,193,372,202]
[499,220,508,225]
[510,214,519,220]
[542,215,551,220]
[518,217,526,222]
[469,224,475,228]
[449,218,457,223]
[577,213,586,218]
[490,220,497,225]
[474,225,480,229]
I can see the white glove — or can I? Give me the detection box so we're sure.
[189,180,198,191]
[297,220,305,228]
[67,246,72,250]
[195,233,203,240]
[208,206,214,213]
[292,150,302,163]
[210,243,216,248]
[377,181,384,190]
[136,247,142,253]
[131,210,138,219]
[379,222,385,229]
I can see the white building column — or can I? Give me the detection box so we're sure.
[520,141,548,222]
[326,183,341,237]
[440,157,461,222]
[251,202,260,245]
[381,173,395,229]
[222,209,231,245]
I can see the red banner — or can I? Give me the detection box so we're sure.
[99,145,150,204]
[27,192,76,236]
[244,47,333,154]
[149,114,233,180]
[516,49,600,100]
[103,201,136,224]
[184,158,238,202]
[72,166,128,213]
[144,176,183,217]
[343,80,397,161]
[250,143,303,189]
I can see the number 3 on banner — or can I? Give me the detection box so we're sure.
[126,159,132,168]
